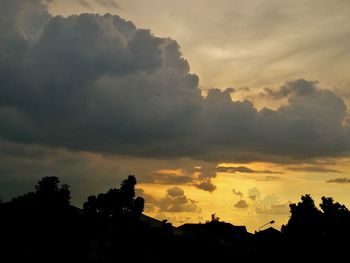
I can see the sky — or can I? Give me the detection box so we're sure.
[1,0,350,232]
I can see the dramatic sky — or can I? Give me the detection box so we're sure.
[1,0,350,231]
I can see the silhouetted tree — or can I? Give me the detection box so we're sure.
[0,176,85,262]
[133,196,145,217]
[83,175,144,219]
[82,175,146,261]
[320,196,350,238]
[281,194,350,259]
[282,194,322,237]
[35,176,71,208]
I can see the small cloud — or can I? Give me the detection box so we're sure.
[160,188,200,213]
[234,199,249,208]
[255,203,290,215]
[287,166,340,173]
[139,187,201,213]
[193,179,216,192]
[167,186,184,197]
[232,188,243,199]
[327,178,350,184]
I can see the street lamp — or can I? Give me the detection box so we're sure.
[257,220,275,232]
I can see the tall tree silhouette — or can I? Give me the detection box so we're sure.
[281,194,350,259]
[282,194,322,237]
[83,175,144,218]
[35,176,71,208]
[320,197,350,238]
[1,176,85,262]
[83,175,146,261]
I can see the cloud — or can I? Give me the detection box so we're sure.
[234,199,249,208]
[0,0,52,40]
[327,178,350,184]
[246,187,290,215]
[143,165,218,192]
[217,166,282,174]
[136,187,201,213]
[0,139,216,204]
[137,186,201,213]
[147,171,193,185]
[167,186,184,197]
[287,166,340,173]
[193,179,216,192]
[135,188,157,212]
[255,203,290,215]
[262,80,319,99]
[158,187,201,213]
[198,164,217,179]
[248,187,261,200]
[1,1,350,166]
[232,188,243,199]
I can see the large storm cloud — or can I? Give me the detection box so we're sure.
[1,0,350,164]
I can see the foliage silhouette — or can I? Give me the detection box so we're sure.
[282,194,322,237]
[1,176,349,261]
[281,194,350,259]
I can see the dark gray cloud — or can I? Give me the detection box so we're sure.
[327,178,350,184]
[217,166,283,174]
[167,186,184,197]
[0,140,215,203]
[193,179,216,192]
[234,199,249,208]
[287,166,340,173]
[1,0,350,166]
[155,187,200,213]
[142,163,218,190]
[133,185,201,214]
[262,80,319,99]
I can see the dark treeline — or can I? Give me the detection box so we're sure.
[1,175,349,262]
